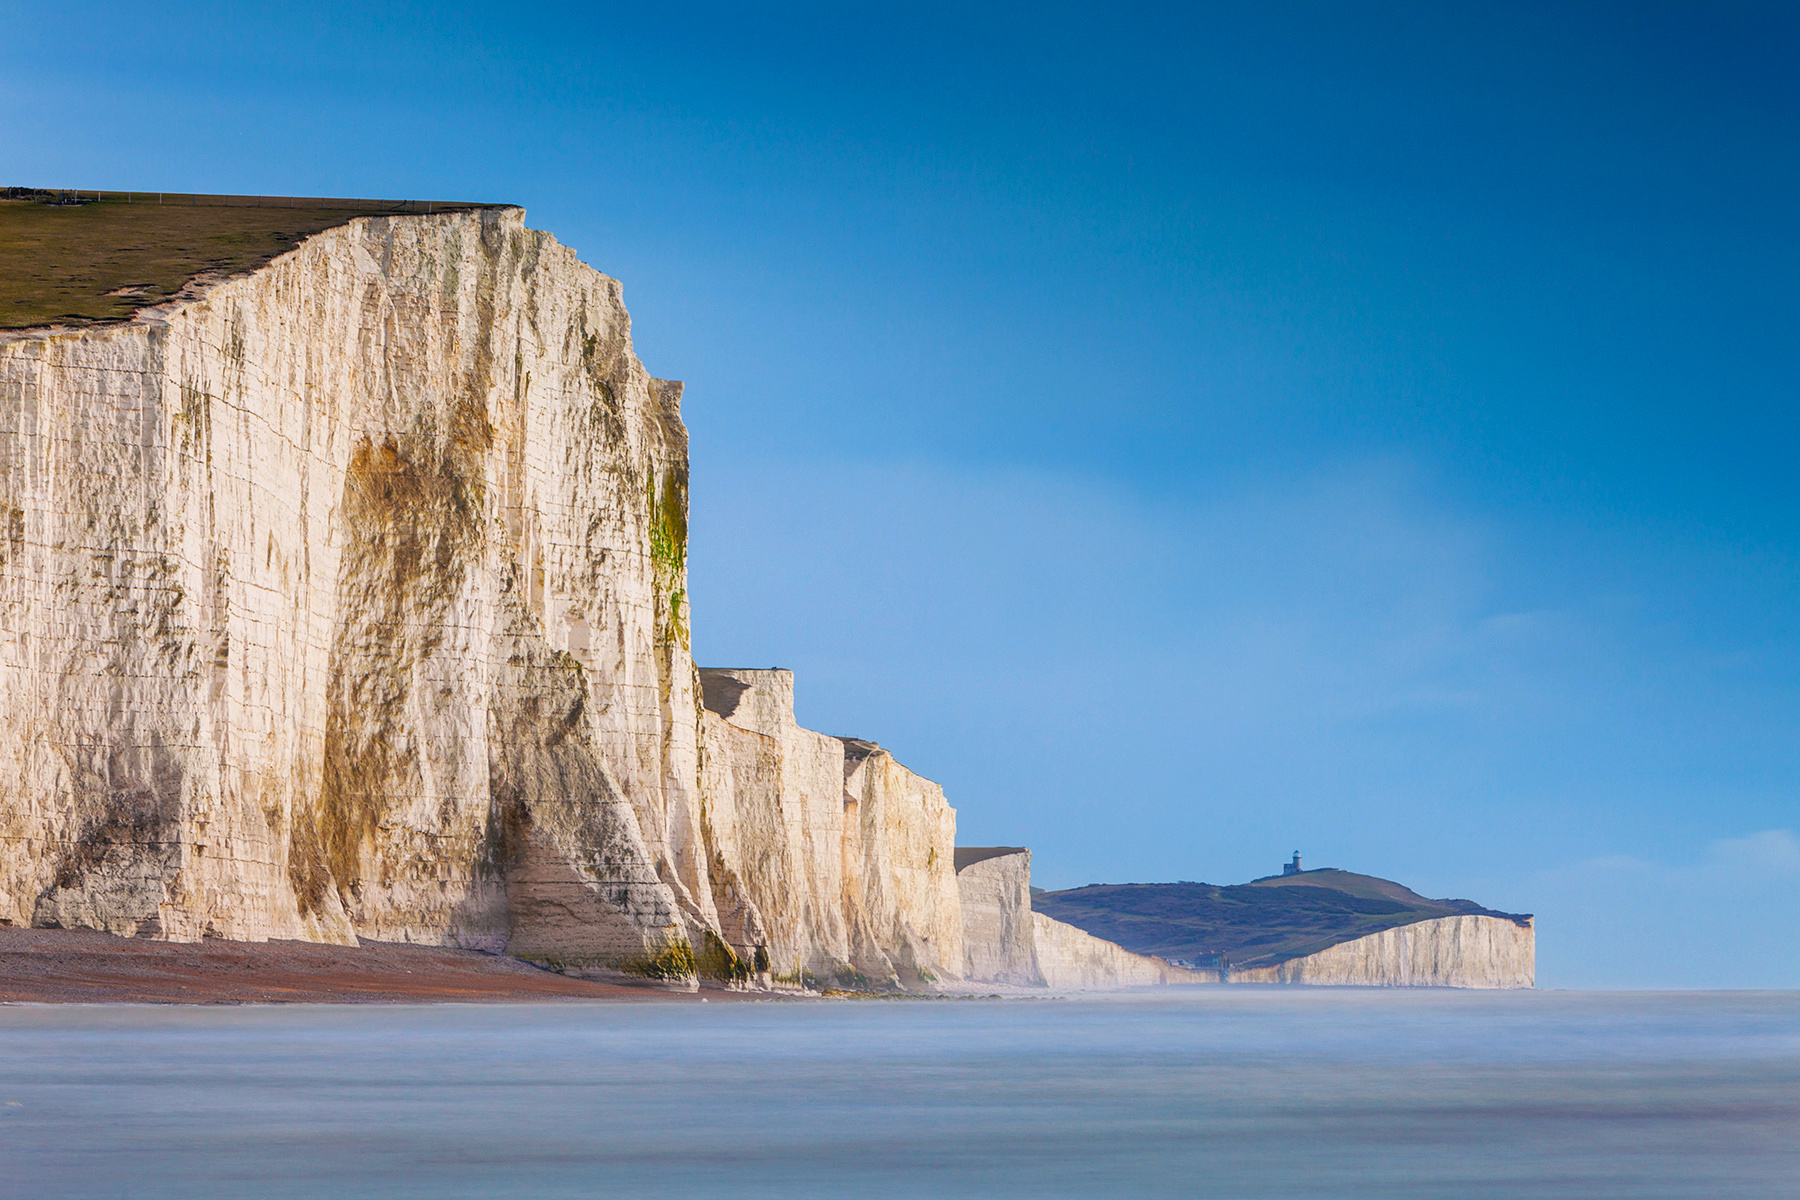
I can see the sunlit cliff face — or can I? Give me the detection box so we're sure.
[0,206,965,988]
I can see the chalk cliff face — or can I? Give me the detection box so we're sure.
[955,848,1043,986]
[698,668,961,987]
[1228,915,1534,988]
[1031,912,1213,989]
[0,206,961,987]
[954,847,1212,989]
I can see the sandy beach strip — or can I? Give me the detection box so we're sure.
[0,928,737,1004]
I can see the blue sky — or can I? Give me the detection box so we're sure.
[5,2,1796,986]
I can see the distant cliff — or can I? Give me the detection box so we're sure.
[1227,915,1533,988]
[1036,868,1534,988]
[955,849,1212,989]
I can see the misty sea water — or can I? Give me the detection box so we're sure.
[1,988,1796,1199]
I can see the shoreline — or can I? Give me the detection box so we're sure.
[0,928,765,1005]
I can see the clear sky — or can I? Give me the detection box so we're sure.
[6,2,1796,987]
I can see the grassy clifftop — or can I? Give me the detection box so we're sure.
[0,189,494,330]
[1035,868,1531,971]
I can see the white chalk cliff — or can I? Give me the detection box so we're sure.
[0,203,1531,992]
[0,206,972,987]
[698,668,962,988]
[955,848,1212,989]
[1227,914,1534,988]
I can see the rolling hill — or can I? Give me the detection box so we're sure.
[1033,868,1531,971]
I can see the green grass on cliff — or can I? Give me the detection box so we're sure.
[0,188,495,330]
[1033,868,1532,972]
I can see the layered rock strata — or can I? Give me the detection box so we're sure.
[0,206,957,988]
[1227,914,1534,988]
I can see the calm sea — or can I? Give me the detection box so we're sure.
[2,988,1796,1198]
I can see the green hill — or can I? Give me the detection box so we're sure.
[1034,868,1531,971]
